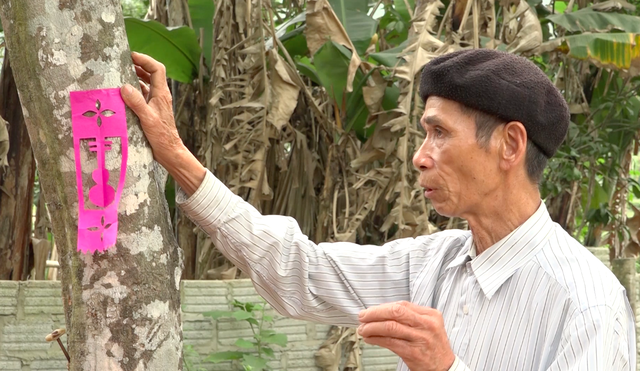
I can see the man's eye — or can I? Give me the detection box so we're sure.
[435,127,444,137]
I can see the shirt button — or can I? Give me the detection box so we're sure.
[463,305,469,315]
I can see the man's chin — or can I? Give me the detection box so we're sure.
[430,202,456,218]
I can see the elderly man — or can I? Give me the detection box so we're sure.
[121,49,636,370]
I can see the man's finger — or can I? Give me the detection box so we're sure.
[358,321,423,343]
[139,81,150,102]
[359,301,438,327]
[361,336,409,358]
[135,65,151,85]
[399,301,438,315]
[121,84,153,120]
[131,52,170,94]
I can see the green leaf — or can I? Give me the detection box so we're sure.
[313,41,351,105]
[202,310,234,320]
[262,315,274,322]
[345,94,370,139]
[262,333,288,347]
[592,181,610,208]
[261,347,275,358]
[235,338,256,349]
[259,329,276,337]
[205,351,245,363]
[547,7,640,33]
[246,317,260,326]
[552,33,640,74]
[233,311,254,321]
[328,0,378,55]
[313,41,373,139]
[124,17,200,83]
[394,0,416,22]
[242,354,268,370]
[122,0,148,18]
[631,181,640,199]
[188,0,215,69]
[369,42,408,67]
[232,300,245,309]
[281,30,309,58]
[526,0,543,9]
[382,85,400,111]
[552,1,577,14]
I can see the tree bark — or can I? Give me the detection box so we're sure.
[0,52,36,280]
[0,1,183,370]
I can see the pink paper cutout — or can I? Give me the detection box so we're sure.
[70,88,128,254]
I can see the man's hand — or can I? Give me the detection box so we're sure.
[121,52,183,169]
[121,52,205,195]
[358,301,455,371]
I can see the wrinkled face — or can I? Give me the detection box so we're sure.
[413,97,502,218]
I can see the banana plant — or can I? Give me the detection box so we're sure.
[544,6,640,75]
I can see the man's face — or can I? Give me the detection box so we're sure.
[413,97,502,218]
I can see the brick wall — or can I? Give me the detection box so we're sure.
[0,247,634,370]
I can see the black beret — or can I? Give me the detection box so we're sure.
[419,49,570,158]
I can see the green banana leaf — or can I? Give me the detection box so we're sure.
[394,0,416,22]
[553,32,640,74]
[369,41,408,66]
[313,41,351,107]
[547,7,640,33]
[313,41,371,138]
[328,0,378,55]
[124,17,201,83]
[188,0,215,69]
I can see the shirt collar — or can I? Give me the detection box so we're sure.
[446,237,474,270]
[447,201,554,300]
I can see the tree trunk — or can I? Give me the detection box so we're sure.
[0,1,183,370]
[0,52,36,280]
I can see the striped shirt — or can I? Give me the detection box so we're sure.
[178,170,636,370]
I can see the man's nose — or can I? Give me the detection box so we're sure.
[413,140,434,171]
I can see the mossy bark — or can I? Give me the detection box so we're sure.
[0,1,183,370]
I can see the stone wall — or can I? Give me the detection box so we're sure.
[0,247,635,370]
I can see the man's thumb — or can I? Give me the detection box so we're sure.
[121,84,149,117]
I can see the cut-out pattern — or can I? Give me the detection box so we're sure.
[70,89,128,254]
[82,99,117,127]
[86,216,113,243]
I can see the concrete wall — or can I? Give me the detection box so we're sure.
[0,279,398,371]
[181,279,398,371]
[0,247,634,370]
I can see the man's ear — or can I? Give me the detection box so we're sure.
[499,121,527,171]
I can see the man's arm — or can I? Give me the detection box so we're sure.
[176,169,428,326]
[546,290,636,371]
[121,53,434,326]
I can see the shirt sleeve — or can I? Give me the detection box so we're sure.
[448,356,471,371]
[177,170,438,327]
[546,289,636,371]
